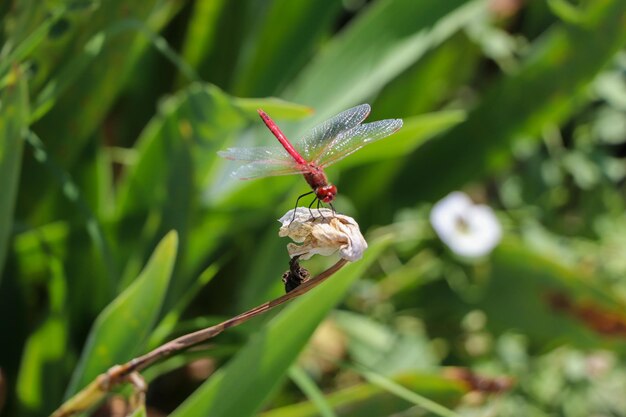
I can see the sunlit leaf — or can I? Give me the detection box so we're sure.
[65,231,178,397]
[261,372,465,417]
[283,0,484,133]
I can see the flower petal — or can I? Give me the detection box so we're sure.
[430,192,502,258]
[279,208,368,261]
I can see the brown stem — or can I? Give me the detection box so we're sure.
[50,258,348,417]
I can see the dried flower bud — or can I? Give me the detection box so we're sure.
[282,256,310,292]
[278,208,367,262]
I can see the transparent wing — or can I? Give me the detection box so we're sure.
[317,118,403,168]
[218,146,304,179]
[293,104,371,162]
[231,161,306,179]
[218,146,294,162]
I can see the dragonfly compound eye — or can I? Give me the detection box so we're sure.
[317,184,337,203]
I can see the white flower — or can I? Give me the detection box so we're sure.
[430,192,502,258]
[278,208,367,261]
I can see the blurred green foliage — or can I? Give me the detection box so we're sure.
[2,0,626,416]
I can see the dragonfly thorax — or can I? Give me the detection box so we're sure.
[304,168,336,203]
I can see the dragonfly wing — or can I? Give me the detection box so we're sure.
[231,161,305,179]
[218,146,304,179]
[218,146,291,161]
[294,104,371,162]
[317,118,403,168]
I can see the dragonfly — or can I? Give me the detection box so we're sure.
[218,104,403,210]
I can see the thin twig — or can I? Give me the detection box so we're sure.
[50,258,348,417]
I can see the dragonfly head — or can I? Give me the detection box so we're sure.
[316,184,337,203]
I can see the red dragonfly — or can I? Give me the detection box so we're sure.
[218,104,403,209]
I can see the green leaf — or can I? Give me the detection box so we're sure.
[547,0,586,25]
[147,262,220,349]
[113,83,247,304]
[261,372,465,417]
[233,97,313,120]
[170,237,392,417]
[115,83,245,217]
[178,0,225,72]
[333,310,437,375]
[235,226,288,311]
[12,222,70,279]
[32,1,180,157]
[0,67,28,283]
[373,33,481,116]
[16,317,68,414]
[179,0,245,86]
[19,1,182,223]
[65,231,178,398]
[393,0,626,203]
[283,0,484,130]
[15,254,68,415]
[288,366,337,417]
[0,5,67,81]
[338,110,466,170]
[32,18,196,122]
[350,365,461,417]
[24,131,118,301]
[231,0,342,96]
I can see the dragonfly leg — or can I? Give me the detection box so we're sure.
[308,196,318,219]
[329,202,336,217]
[292,191,314,223]
[316,199,326,219]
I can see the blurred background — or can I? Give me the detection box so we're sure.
[2,0,626,416]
